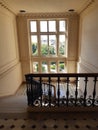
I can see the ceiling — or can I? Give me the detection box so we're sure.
[2,0,93,14]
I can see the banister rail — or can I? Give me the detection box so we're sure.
[25,73,98,77]
[25,73,98,110]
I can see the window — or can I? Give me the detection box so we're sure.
[30,19,68,73]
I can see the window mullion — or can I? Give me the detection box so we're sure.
[47,21,49,56]
[48,60,50,73]
[37,20,41,57]
[56,20,59,56]
[39,60,42,73]
[38,20,42,72]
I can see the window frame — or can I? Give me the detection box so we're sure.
[29,18,68,73]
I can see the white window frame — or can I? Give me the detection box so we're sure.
[29,19,68,73]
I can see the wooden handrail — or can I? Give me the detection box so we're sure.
[25,73,98,77]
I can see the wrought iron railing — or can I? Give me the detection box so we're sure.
[25,73,98,108]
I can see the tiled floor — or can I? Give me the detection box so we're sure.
[0,112,98,130]
[0,84,98,130]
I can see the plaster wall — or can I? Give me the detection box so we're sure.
[0,4,22,97]
[79,1,98,96]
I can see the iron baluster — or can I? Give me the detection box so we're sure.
[26,82,31,105]
[75,77,78,106]
[43,83,45,95]
[57,76,60,107]
[48,76,51,107]
[92,76,97,106]
[84,77,88,106]
[66,77,69,106]
[39,77,42,107]
[30,76,33,105]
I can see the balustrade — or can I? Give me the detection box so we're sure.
[25,73,98,108]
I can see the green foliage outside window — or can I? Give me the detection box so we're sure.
[32,42,65,56]
[41,44,48,55]
[42,66,46,72]
[59,42,65,55]
[49,46,55,55]
[32,43,37,55]
[51,64,56,70]
[59,63,64,69]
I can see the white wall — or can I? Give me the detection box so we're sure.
[0,4,22,97]
[79,1,98,73]
[79,1,98,96]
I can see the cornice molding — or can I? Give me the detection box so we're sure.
[79,0,95,14]
[0,0,16,15]
[17,12,78,18]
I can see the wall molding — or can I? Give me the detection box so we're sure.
[79,0,95,14]
[0,60,21,79]
[79,57,98,73]
[0,62,22,97]
[0,0,16,15]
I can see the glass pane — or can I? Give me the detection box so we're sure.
[50,62,56,73]
[49,21,56,32]
[49,35,56,55]
[40,21,47,32]
[30,21,37,32]
[33,62,39,72]
[41,35,48,56]
[31,35,38,56]
[59,35,65,55]
[59,61,65,72]
[59,20,65,32]
[42,61,48,73]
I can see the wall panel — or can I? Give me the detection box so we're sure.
[0,3,22,96]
